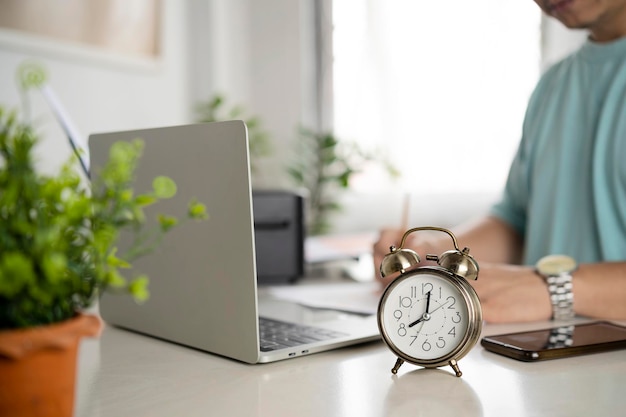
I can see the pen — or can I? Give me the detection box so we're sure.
[401,193,410,231]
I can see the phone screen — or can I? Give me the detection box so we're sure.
[481,321,626,361]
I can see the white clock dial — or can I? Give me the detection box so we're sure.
[379,270,471,362]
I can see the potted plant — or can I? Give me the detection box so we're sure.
[0,103,207,416]
[288,127,400,235]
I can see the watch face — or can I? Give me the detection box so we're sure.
[536,254,577,275]
[378,268,480,364]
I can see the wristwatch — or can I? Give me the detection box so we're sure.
[535,255,577,321]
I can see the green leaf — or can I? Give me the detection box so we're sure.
[0,252,36,297]
[337,170,353,188]
[106,248,131,269]
[152,176,177,199]
[158,214,178,232]
[41,252,68,284]
[105,269,127,289]
[210,95,223,110]
[119,189,134,202]
[134,194,157,206]
[286,167,305,184]
[128,275,149,303]
[188,201,208,220]
[18,61,47,91]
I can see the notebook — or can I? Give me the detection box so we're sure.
[88,121,379,363]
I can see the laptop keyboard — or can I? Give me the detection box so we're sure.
[259,317,348,352]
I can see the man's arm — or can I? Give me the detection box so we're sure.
[473,261,626,323]
[446,216,524,264]
[573,262,626,319]
[373,215,523,285]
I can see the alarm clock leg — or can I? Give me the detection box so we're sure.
[391,358,404,374]
[449,359,462,377]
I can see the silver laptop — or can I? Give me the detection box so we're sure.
[88,121,379,363]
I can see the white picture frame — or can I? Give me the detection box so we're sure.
[0,0,162,71]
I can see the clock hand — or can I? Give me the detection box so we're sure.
[427,299,451,315]
[408,316,426,328]
[407,298,451,328]
[408,291,432,328]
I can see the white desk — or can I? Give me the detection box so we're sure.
[75,318,626,417]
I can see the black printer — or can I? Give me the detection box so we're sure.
[252,190,305,284]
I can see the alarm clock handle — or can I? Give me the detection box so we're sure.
[398,226,460,251]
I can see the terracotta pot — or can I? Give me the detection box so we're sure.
[0,314,102,417]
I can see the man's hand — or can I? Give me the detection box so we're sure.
[471,263,552,323]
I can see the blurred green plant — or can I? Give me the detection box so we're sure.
[288,128,399,235]
[0,65,208,330]
[195,94,272,174]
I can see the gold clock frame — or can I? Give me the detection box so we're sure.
[376,226,483,377]
[377,267,482,377]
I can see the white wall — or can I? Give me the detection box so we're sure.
[541,16,588,71]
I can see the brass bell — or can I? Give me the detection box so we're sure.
[380,247,421,278]
[437,248,479,281]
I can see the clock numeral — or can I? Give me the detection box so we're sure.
[410,286,417,298]
[410,335,418,346]
[393,309,402,321]
[448,326,457,337]
[422,282,433,295]
[436,337,446,349]
[399,296,412,308]
[418,337,446,351]
[446,296,457,309]
[451,312,461,323]
[397,323,407,337]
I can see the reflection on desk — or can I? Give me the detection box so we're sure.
[76,319,626,417]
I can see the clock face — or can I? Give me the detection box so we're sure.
[378,268,479,363]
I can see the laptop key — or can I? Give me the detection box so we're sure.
[259,317,348,352]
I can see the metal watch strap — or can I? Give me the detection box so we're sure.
[545,273,574,321]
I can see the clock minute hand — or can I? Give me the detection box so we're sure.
[425,291,431,313]
[428,299,451,315]
[408,298,452,328]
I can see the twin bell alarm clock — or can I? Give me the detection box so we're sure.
[377,226,482,377]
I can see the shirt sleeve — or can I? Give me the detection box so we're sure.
[489,143,529,239]
[488,80,547,239]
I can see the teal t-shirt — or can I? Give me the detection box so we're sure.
[490,36,626,265]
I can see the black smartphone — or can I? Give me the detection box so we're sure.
[480,321,626,362]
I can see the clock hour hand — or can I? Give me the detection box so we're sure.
[408,291,431,328]
[408,316,426,328]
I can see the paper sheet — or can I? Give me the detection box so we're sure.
[305,232,377,264]
[265,281,381,316]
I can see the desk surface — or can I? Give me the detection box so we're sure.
[76,317,626,417]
